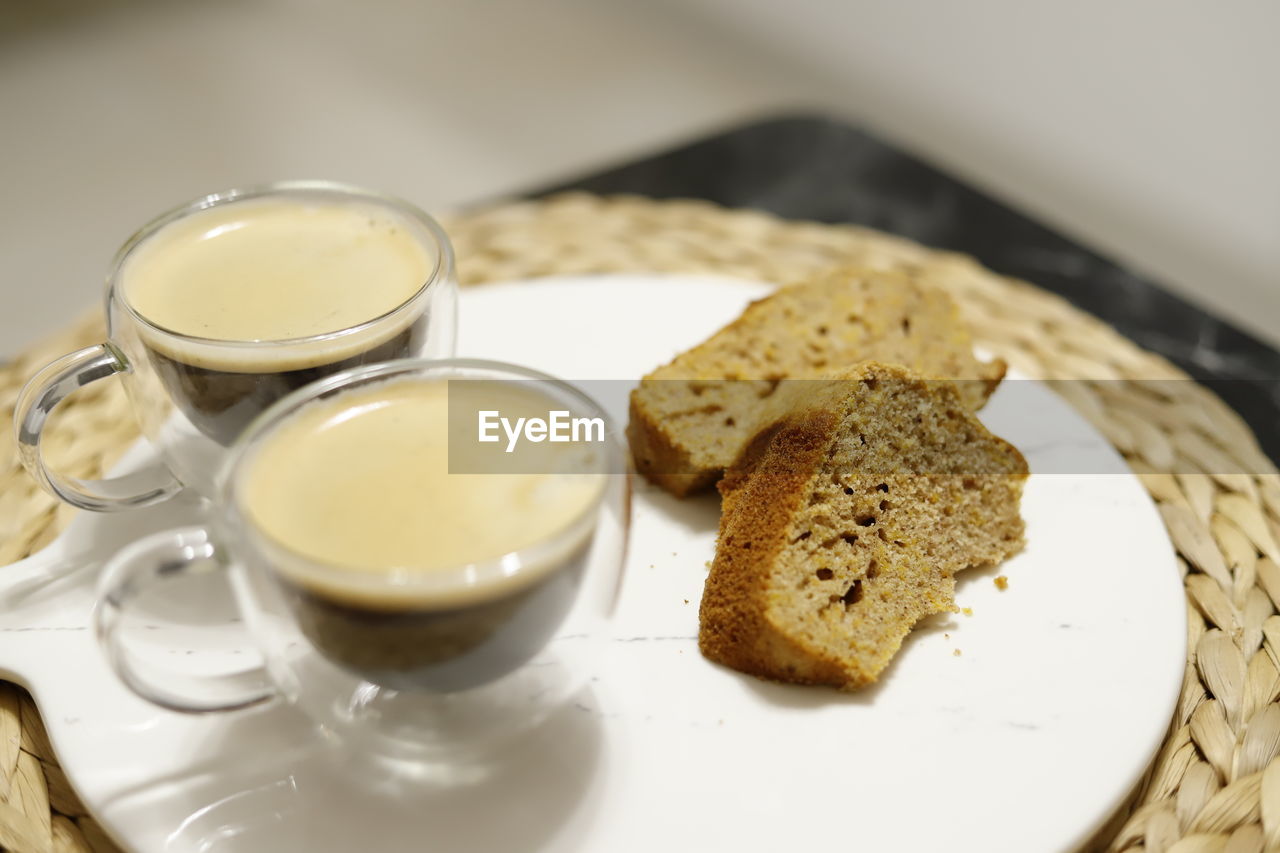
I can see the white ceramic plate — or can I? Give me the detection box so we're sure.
[0,274,1185,853]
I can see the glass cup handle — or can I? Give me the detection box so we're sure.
[14,344,182,512]
[94,527,275,713]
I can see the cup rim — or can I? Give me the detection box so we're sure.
[107,180,454,350]
[220,357,620,605]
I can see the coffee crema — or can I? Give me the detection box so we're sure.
[122,197,432,350]
[241,380,604,608]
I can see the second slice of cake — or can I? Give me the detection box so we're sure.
[698,362,1028,690]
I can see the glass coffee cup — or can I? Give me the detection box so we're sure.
[95,359,629,759]
[15,181,457,511]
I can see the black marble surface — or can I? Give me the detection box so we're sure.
[537,114,1280,465]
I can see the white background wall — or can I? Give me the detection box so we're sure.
[1,0,1275,358]
[676,0,1280,347]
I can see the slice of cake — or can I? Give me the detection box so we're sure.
[698,362,1028,690]
[627,266,1005,497]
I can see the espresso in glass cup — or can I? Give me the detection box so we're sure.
[243,377,606,691]
[15,182,457,511]
[95,359,629,759]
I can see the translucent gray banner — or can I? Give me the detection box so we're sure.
[446,378,1274,477]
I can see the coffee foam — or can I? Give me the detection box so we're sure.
[120,197,436,373]
[239,380,606,610]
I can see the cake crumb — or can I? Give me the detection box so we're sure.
[953,649,962,657]
[943,633,950,640]
[994,575,1009,590]
[683,599,689,604]
[961,607,973,616]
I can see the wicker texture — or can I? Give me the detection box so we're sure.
[2,193,1277,853]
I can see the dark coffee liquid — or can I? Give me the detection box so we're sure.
[145,313,428,446]
[280,541,589,692]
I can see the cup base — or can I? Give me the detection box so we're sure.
[315,643,585,766]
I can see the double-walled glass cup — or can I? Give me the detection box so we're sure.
[95,359,630,760]
[15,181,457,511]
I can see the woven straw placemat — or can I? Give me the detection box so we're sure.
[2,193,1277,853]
